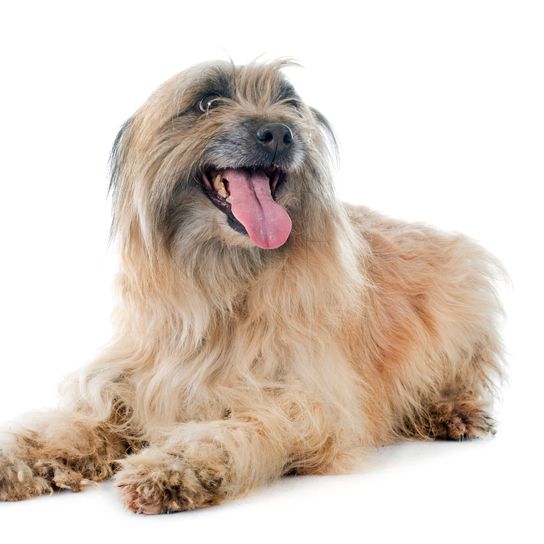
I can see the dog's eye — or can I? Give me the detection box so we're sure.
[198,94,222,113]
[281,98,302,110]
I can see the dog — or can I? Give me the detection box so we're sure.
[0,60,504,513]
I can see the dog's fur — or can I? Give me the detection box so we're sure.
[0,60,504,513]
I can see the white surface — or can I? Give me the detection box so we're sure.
[0,1,542,542]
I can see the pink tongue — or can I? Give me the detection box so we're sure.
[223,168,292,250]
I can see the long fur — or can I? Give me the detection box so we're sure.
[0,60,505,513]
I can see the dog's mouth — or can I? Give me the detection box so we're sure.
[199,166,292,250]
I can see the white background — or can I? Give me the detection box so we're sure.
[0,1,543,542]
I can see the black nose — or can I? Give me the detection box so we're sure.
[256,123,294,154]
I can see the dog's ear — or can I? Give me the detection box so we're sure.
[310,107,339,162]
[108,117,135,241]
[109,117,134,198]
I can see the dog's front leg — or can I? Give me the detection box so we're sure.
[0,409,133,501]
[115,415,292,514]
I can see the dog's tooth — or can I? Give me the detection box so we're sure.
[213,174,228,198]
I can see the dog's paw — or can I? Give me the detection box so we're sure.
[0,452,52,501]
[115,448,226,514]
[444,411,496,440]
[0,449,98,501]
[429,400,496,440]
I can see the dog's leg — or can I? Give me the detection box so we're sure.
[0,409,133,501]
[115,419,285,514]
[115,413,325,514]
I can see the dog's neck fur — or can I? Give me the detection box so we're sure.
[113,195,366,356]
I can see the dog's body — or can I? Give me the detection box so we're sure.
[0,61,503,513]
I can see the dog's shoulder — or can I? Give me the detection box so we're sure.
[341,201,470,268]
[342,202,443,246]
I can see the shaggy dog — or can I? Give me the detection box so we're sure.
[0,60,504,514]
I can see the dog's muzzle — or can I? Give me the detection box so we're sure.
[198,121,298,250]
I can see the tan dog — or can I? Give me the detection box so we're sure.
[0,60,504,514]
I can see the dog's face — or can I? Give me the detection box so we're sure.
[110,61,335,256]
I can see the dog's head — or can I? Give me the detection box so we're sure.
[110,60,336,257]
